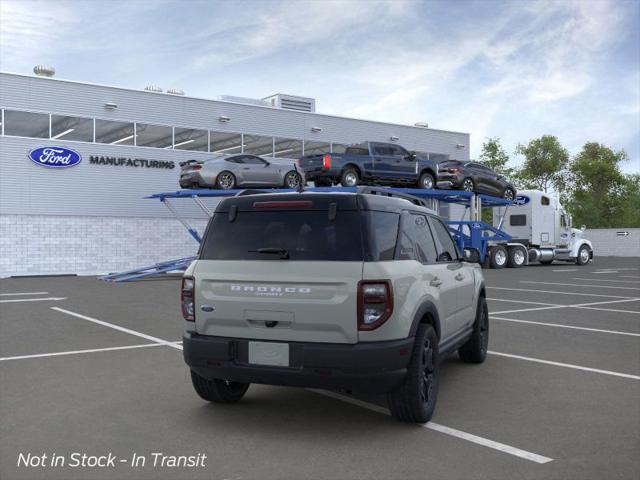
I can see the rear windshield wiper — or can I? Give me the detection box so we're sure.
[248,247,290,259]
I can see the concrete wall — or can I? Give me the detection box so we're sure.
[586,228,640,258]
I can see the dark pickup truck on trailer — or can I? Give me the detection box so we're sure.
[298,141,439,189]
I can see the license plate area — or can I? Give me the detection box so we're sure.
[248,341,289,367]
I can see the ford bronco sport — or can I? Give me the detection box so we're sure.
[182,188,488,423]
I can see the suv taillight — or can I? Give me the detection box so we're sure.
[322,153,331,169]
[181,277,195,321]
[448,167,459,173]
[358,280,393,331]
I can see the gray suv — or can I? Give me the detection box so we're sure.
[182,188,488,423]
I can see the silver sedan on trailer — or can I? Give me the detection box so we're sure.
[179,154,304,190]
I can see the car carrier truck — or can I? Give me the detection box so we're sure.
[486,189,593,268]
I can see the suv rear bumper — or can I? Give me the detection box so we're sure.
[183,332,414,394]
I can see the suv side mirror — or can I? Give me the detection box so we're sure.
[463,248,481,263]
[405,151,417,161]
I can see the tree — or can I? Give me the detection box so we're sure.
[566,142,632,228]
[515,135,569,193]
[479,137,513,177]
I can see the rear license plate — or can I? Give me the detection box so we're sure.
[248,341,289,367]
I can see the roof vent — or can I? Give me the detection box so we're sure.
[33,65,55,77]
[144,85,163,93]
[167,88,185,96]
[414,122,429,128]
[262,94,316,113]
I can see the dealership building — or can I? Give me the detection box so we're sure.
[0,69,470,277]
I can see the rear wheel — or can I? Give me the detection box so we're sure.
[576,245,591,265]
[387,324,439,423]
[190,370,249,403]
[418,172,435,190]
[458,296,489,363]
[340,168,359,187]
[507,246,526,268]
[216,171,236,190]
[462,178,475,192]
[283,171,302,189]
[489,245,507,269]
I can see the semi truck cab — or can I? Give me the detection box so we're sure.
[491,190,593,266]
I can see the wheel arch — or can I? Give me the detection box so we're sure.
[409,301,442,340]
[419,167,436,178]
[342,163,363,177]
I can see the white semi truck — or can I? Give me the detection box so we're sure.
[486,190,593,268]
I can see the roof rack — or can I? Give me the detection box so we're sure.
[356,186,429,207]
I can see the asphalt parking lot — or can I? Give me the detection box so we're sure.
[1,257,639,480]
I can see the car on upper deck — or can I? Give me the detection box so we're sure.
[297,141,438,189]
[436,160,516,200]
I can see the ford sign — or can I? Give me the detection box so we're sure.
[514,195,530,206]
[28,146,82,168]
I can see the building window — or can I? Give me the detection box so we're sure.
[135,123,173,149]
[303,140,330,156]
[173,127,208,151]
[273,137,303,158]
[51,114,93,142]
[210,131,243,154]
[244,134,274,156]
[95,119,135,145]
[3,110,49,138]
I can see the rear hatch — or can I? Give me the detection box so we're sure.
[193,194,363,344]
[297,154,329,173]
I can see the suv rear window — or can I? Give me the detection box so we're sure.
[200,211,364,261]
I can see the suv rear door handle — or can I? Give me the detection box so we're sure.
[455,273,465,281]
[430,277,443,287]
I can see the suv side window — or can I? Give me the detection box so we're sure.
[396,213,438,263]
[429,217,459,262]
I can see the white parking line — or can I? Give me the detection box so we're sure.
[490,298,640,315]
[488,287,637,299]
[576,306,640,315]
[0,292,49,296]
[488,298,559,306]
[552,269,578,272]
[521,281,640,291]
[51,307,183,350]
[572,278,640,284]
[0,343,164,362]
[621,276,640,279]
[488,351,640,380]
[0,297,67,303]
[491,316,640,337]
[309,389,553,464]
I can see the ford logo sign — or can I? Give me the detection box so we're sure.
[514,195,530,206]
[28,146,82,168]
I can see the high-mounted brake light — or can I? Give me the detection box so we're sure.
[357,280,393,331]
[253,201,313,209]
[322,153,331,169]
[181,277,195,321]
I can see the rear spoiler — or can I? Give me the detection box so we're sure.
[179,159,203,167]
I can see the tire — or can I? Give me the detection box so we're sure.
[387,324,439,423]
[418,172,435,190]
[462,177,475,192]
[458,296,489,363]
[507,246,526,268]
[503,188,515,201]
[190,370,249,403]
[283,170,302,189]
[576,245,591,265]
[340,168,359,187]
[489,245,507,269]
[216,171,236,190]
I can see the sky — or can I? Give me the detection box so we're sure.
[1,0,638,173]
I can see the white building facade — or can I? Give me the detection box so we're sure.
[0,72,470,277]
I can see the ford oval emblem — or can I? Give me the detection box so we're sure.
[28,146,82,168]
[514,195,530,206]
